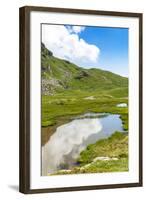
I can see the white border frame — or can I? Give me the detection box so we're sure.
[30,11,139,189]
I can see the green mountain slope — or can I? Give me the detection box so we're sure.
[41,43,128,95]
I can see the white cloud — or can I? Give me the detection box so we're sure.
[42,25,100,68]
[72,26,85,33]
[67,25,85,34]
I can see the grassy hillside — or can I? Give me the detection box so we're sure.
[41,43,128,129]
[41,43,128,130]
[41,43,128,95]
[41,43,129,175]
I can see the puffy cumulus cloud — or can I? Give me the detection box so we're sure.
[72,26,85,33]
[66,25,85,34]
[42,25,100,67]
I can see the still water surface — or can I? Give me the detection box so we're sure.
[42,113,124,176]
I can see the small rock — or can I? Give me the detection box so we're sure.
[93,156,118,162]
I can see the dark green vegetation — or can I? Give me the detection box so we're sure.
[41,43,129,174]
[54,132,128,175]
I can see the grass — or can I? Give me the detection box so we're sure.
[79,158,128,173]
[41,43,129,174]
[41,42,128,94]
[41,90,129,174]
[54,158,128,175]
[53,132,128,175]
[41,89,128,130]
[41,91,129,174]
[41,88,128,148]
[77,132,128,165]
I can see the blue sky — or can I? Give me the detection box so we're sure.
[79,26,129,77]
[42,24,128,77]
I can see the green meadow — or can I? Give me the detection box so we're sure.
[41,43,129,174]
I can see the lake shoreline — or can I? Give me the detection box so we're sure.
[42,112,128,176]
[50,131,129,176]
[41,110,128,146]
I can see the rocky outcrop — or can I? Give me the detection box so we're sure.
[41,78,63,95]
[41,43,53,57]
